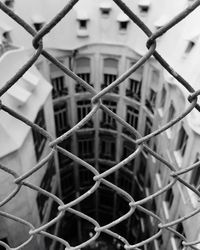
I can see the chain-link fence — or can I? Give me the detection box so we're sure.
[1,0,200,249]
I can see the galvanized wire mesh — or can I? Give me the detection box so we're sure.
[1,0,200,249]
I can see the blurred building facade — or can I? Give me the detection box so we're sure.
[0,0,200,249]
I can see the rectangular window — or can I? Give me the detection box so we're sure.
[99,133,116,161]
[121,140,136,172]
[119,21,129,31]
[51,76,68,99]
[144,116,152,145]
[79,20,87,29]
[127,105,139,128]
[61,165,75,199]
[165,187,174,209]
[77,132,95,159]
[101,100,117,130]
[123,105,139,138]
[75,57,91,92]
[126,79,141,101]
[176,126,188,157]
[190,156,200,190]
[146,88,157,113]
[79,165,94,188]
[102,74,118,93]
[137,154,146,185]
[54,101,69,136]
[118,169,132,193]
[167,102,175,122]
[77,100,93,128]
[76,73,91,92]
[102,58,119,93]
[32,108,46,161]
[174,222,185,248]
[99,163,115,184]
[160,86,166,108]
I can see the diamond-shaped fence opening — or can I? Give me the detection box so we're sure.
[0,0,200,250]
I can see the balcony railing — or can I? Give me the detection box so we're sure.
[52,87,68,99]
[126,89,141,101]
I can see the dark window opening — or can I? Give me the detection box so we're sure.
[121,140,136,172]
[77,100,93,128]
[99,189,114,211]
[102,58,118,93]
[4,0,14,8]
[61,165,75,199]
[101,100,117,130]
[160,86,166,108]
[137,154,146,185]
[54,101,70,136]
[100,8,111,16]
[76,73,91,92]
[102,74,118,93]
[99,133,116,161]
[33,22,44,31]
[185,41,195,54]
[2,31,12,44]
[32,108,46,161]
[123,105,139,138]
[99,163,115,184]
[190,157,200,190]
[126,79,141,101]
[119,21,129,30]
[51,76,68,98]
[139,5,149,13]
[165,187,174,209]
[77,132,95,159]
[118,169,132,193]
[54,102,71,167]
[79,20,87,29]
[174,222,185,248]
[146,88,157,113]
[176,126,188,157]
[144,116,152,148]
[167,102,175,123]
